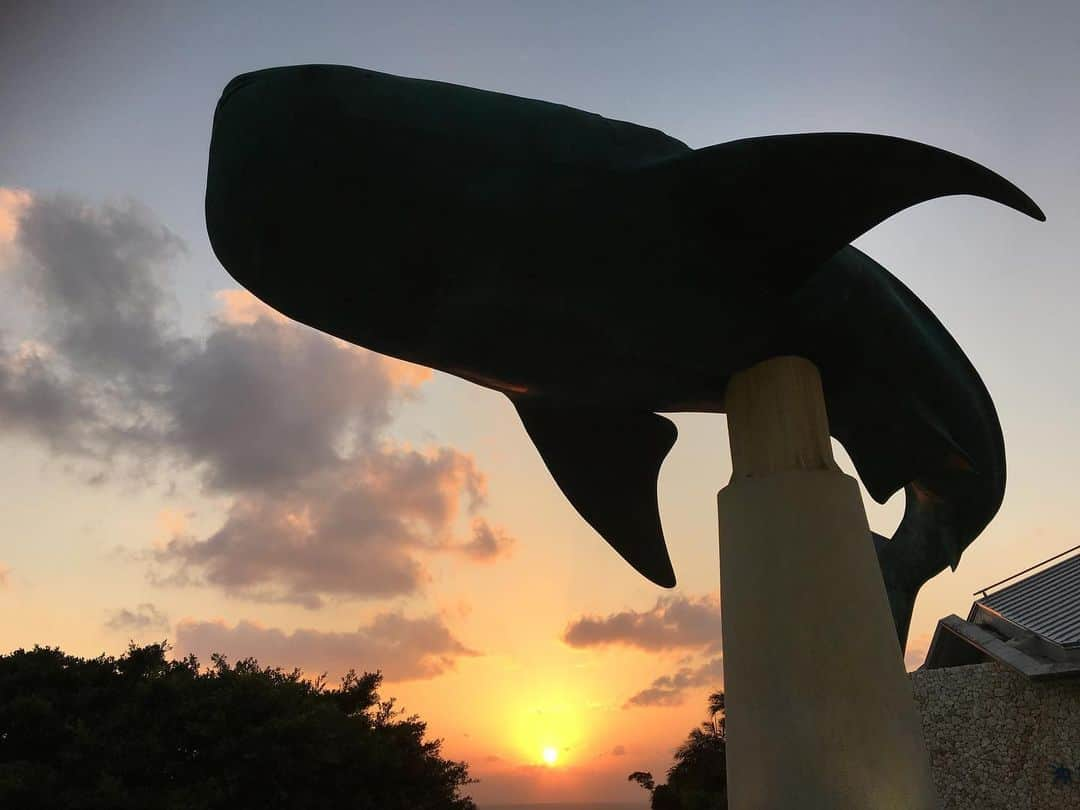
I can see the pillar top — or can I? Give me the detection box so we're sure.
[725,355,840,480]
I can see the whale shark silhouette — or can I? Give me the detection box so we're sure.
[205,64,1044,648]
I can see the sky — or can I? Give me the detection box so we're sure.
[1,1,1078,805]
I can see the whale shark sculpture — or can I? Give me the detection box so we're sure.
[205,64,1044,648]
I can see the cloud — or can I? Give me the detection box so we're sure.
[623,656,724,708]
[213,288,291,326]
[0,187,31,247]
[457,518,515,562]
[154,297,498,606]
[0,565,10,588]
[564,594,724,709]
[0,189,515,605]
[11,193,184,379]
[175,613,478,682]
[165,310,410,493]
[611,745,627,756]
[105,603,169,631]
[0,190,181,456]
[563,594,721,654]
[0,338,97,449]
[154,448,485,607]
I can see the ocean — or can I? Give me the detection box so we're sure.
[481,804,646,810]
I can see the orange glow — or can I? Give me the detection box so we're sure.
[504,691,588,768]
[214,288,291,325]
[0,186,31,246]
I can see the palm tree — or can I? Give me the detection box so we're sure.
[629,691,728,810]
[708,691,725,738]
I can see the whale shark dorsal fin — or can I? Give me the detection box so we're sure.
[512,398,678,587]
[639,132,1044,278]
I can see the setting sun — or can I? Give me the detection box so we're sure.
[542,746,558,765]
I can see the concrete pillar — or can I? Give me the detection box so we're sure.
[718,356,938,810]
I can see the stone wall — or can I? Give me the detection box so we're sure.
[910,662,1080,809]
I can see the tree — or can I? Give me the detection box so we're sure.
[629,690,727,810]
[0,642,476,810]
[628,770,656,792]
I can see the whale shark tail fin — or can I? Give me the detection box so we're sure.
[512,398,678,588]
[638,132,1044,279]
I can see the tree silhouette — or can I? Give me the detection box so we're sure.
[0,642,476,810]
[629,690,727,810]
[628,770,656,791]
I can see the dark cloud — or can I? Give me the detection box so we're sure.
[0,192,181,457]
[562,594,721,653]
[623,656,723,708]
[611,745,627,756]
[165,314,399,492]
[1,190,515,605]
[175,613,478,682]
[0,339,96,450]
[12,194,184,379]
[105,602,168,631]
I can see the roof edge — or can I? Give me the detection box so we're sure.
[923,615,1080,680]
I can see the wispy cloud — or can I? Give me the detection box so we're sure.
[176,613,479,682]
[457,518,515,562]
[105,602,169,631]
[563,593,724,709]
[624,656,723,708]
[563,593,721,653]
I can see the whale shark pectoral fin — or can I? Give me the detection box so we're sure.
[642,132,1045,277]
[512,398,678,587]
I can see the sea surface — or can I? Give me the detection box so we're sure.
[482,804,646,810]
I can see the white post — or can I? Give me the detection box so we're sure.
[718,356,938,809]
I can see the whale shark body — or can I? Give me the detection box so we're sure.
[205,65,1044,648]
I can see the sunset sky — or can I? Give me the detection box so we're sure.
[2,2,1078,805]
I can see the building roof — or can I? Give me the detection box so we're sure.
[976,549,1080,649]
[922,547,1080,678]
